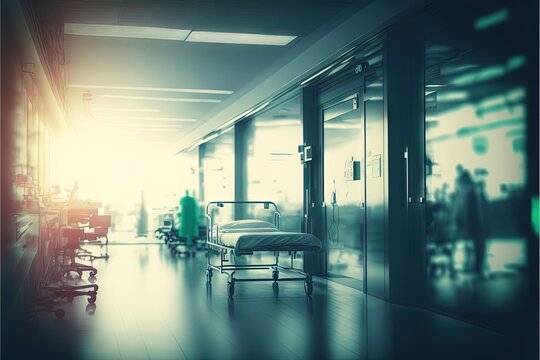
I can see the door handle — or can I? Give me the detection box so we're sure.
[404,147,412,204]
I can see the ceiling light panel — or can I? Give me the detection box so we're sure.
[104,123,183,129]
[186,31,296,46]
[93,107,161,112]
[64,23,190,41]
[101,94,222,103]
[120,128,182,132]
[71,84,233,95]
[95,116,197,122]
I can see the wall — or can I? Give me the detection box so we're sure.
[1,0,64,352]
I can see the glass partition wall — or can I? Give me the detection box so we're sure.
[243,95,303,231]
[201,129,235,224]
[424,1,533,333]
[194,3,536,327]
[240,95,304,267]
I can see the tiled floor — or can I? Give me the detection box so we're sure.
[9,236,530,360]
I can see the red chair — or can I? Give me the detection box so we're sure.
[67,208,98,226]
[60,227,98,279]
[87,215,112,245]
[78,215,112,261]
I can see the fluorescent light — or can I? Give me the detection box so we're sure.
[101,94,221,103]
[105,123,183,128]
[64,23,190,41]
[120,128,182,132]
[93,107,161,113]
[71,84,233,95]
[186,31,296,46]
[95,116,197,122]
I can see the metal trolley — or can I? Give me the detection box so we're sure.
[205,201,314,297]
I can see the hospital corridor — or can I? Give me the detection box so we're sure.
[1,0,538,359]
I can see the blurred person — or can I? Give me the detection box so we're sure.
[177,190,199,246]
[475,180,490,277]
[453,165,487,278]
[137,191,148,237]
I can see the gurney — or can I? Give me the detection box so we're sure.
[205,201,322,297]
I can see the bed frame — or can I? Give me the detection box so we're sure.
[205,201,314,297]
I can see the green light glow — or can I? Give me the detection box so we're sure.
[475,9,510,30]
[477,66,506,82]
[533,197,539,237]
[507,87,526,102]
[480,95,506,109]
[506,128,525,138]
[437,91,469,102]
[507,55,526,71]
[473,136,488,155]
[457,117,524,137]
[451,66,505,86]
[452,73,476,86]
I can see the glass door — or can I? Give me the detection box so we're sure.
[323,95,365,283]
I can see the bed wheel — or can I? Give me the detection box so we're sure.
[304,280,313,296]
[227,281,235,297]
[272,270,279,281]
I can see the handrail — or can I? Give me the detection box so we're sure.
[205,201,282,244]
[205,200,279,216]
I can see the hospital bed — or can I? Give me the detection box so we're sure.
[205,201,322,297]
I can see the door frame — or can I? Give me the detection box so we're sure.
[318,72,366,289]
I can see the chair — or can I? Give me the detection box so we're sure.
[67,207,98,226]
[60,227,98,279]
[88,215,112,245]
[35,227,99,308]
[77,215,112,260]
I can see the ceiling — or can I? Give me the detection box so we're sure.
[59,0,363,152]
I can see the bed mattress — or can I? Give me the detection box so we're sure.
[212,220,322,255]
[218,231,321,254]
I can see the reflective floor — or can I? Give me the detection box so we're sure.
[13,234,527,360]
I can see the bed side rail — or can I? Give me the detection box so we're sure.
[205,201,281,244]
